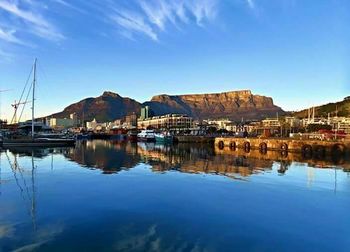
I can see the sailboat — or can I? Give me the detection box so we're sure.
[2,59,76,148]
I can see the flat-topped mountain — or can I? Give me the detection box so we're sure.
[49,90,285,122]
[145,90,284,120]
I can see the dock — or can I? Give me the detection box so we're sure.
[215,137,350,158]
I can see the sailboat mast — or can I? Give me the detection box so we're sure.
[32,58,37,139]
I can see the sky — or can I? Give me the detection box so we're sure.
[0,0,349,121]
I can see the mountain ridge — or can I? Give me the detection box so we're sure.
[49,89,285,122]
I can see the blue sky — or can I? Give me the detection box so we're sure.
[0,0,349,121]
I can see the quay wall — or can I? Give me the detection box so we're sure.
[214,137,350,157]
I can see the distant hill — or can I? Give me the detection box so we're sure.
[48,90,285,122]
[293,97,350,118]
[50,91,141,122]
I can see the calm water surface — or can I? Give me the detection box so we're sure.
[0,140,349,252]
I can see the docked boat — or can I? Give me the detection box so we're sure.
[2,58,76,148]
[154,132,173,144]
[137,130,156,142]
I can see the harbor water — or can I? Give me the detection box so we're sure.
[0,140,349,251]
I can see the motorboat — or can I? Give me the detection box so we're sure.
[137,130,156,142]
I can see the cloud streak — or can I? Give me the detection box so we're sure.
[0,27,23,45]
[110,10,159,41]
[109,0,218,41]
[0,0,64,58]
[247,0,255,10]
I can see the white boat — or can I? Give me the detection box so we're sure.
[137,130,156,142]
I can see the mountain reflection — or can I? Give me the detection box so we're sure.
[5,140,349,178]
[61,141,277,179]
[60,140,347,178]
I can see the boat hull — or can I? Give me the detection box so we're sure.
[155,136,173,143]
[138,137,156,142]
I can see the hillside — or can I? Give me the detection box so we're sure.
[50,91,141,122]
[293,97,350,118]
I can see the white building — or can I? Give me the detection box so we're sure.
[138,114,192,130]
[86,118,107,131]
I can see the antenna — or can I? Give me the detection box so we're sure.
[32,58,37,139]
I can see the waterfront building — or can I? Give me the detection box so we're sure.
[140,106,153,120]
[331,117,350,134]
[204,119,232,130]
[49,118,74,129]
[284,117,301,128]
[138,114,193,130]
[86,118,107,131]
[262,118,281,128]
[125,113,138,128]
[48,113,78,129]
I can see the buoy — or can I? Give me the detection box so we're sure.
[301,144,313,159]
[259,142,267,154]
[281,143,288,151]
[243,141,250,152]
[280,150,288,158]
[314,145,326,159]
[230,141,236,151]
[218,141,224,150]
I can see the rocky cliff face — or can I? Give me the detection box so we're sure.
[146,90,284,120]
[50,90,284,122]
[51,91,141,122]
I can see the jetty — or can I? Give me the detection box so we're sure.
[215,137,349,158]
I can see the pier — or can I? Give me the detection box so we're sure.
[214,137,350,157]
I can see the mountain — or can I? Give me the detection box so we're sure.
[293,96,350,118]
[49,90,284,122]
[50,91,141,122]
[145,90,284,121]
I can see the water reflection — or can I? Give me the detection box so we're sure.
[58,140,350,179]
[3,141,349,182]
[1,141,350,252]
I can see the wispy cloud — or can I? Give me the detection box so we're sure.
[51,0,87,14]
[0,0,64,41]
[109,0,219,41]
[246,0,256,10]
[110,10,159,41]
[0,27,24,45]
